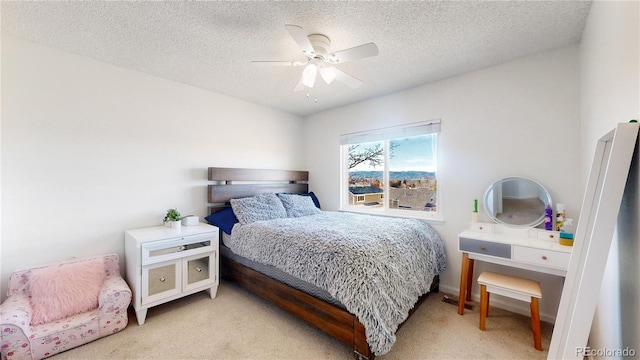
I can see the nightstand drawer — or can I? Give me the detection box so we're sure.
[183,252,216,292]
[142,234,213,265]
[459,237,511,259]
[513,246,570,270]
[142,260,181,304]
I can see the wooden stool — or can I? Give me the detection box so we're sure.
[477,271,543,351]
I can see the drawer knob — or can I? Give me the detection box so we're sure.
[479,226,483,230]
[480,246,487,251]
[196,267,202,272]
[542,256,548,260]
[159,276,166,282]
[549,235,555,239]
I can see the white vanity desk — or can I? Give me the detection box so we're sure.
[457,222,573,315]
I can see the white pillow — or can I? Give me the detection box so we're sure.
[230,193,287,224]
[277,193,322,218]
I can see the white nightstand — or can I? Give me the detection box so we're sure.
[125,223,219,325]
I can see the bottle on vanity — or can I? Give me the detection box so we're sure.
[544,204,553,231]
[556,203,565,231]
[471,199,479,223]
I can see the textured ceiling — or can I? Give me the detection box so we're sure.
[1,1,592,116]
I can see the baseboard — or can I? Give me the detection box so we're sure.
[438,284,556,324]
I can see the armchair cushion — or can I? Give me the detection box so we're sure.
[29,259,105,325]
[1,253,130,360]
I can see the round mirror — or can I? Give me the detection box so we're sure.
[483,177,551,228]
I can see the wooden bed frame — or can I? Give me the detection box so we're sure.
[207,167,440,359]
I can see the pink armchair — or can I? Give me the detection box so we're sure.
[1,254,131,360]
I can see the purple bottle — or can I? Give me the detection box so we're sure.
[544,204,553,231]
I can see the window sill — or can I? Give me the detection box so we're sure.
[338,207,444,225]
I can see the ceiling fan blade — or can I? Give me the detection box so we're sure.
[329,42,379,63]
[285,24,315,56]
[333,68,363,89]
[293,75,307,91]
[251,60,304,67]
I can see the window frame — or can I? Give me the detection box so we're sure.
[339,120,443,223]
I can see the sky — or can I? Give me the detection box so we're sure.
[351,134,437,172]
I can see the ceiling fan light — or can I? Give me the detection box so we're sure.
[319,66,337,84]
[302,63,317,88]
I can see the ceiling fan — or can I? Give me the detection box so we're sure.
[253,24,379,91]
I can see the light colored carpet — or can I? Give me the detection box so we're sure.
[51,280,552,359]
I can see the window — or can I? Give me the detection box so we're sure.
[340,120,440,219]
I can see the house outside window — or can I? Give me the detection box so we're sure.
[340,120,441,220]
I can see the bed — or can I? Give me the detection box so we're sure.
[206,167,446,359]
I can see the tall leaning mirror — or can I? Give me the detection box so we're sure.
[483,177,552,228]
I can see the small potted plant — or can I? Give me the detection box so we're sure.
[163,208,182,229]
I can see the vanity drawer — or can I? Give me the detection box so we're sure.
[459,238,511,259]
[536,230,561,241]
[469,222,494,233]
[513,246,570,270]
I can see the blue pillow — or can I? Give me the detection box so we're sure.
[204,207,238,235]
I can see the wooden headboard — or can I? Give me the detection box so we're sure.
[207,167,309,213]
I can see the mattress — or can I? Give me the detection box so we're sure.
[223,211,446,355]
[220,232,345,309]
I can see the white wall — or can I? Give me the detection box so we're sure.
[0,35,305,301]
[304,46,582,322]
[579,1,639,354]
